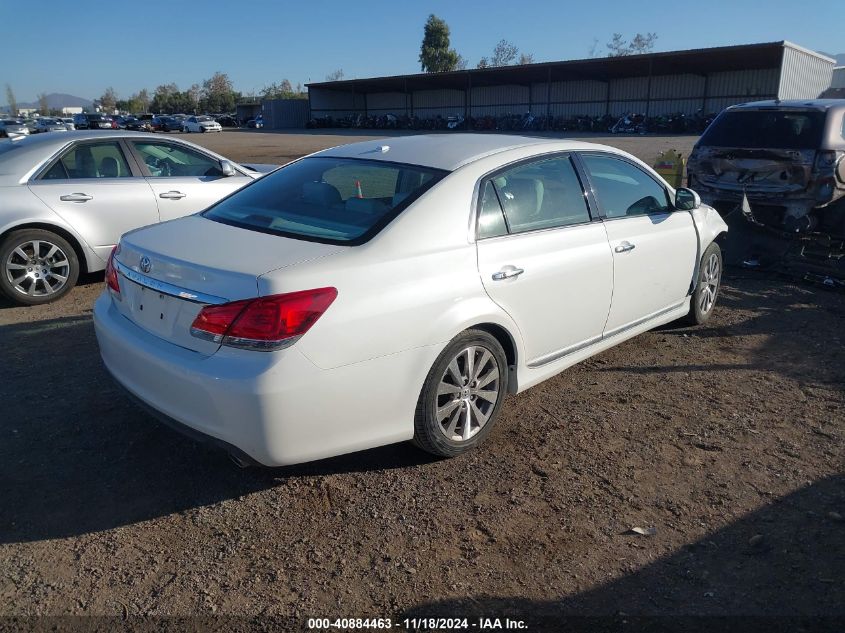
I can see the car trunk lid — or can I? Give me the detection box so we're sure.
[113,215,344,354]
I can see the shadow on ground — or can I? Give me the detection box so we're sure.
[0,315,435,544]
[402,475,845,630]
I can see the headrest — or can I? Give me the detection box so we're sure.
[302,181,342,206]
[100,156,119,178]
[345,197,388,215]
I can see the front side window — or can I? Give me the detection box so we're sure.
[487,155,591,235]
[203,157,446,244]
[131,141,222,178]
[41,141,132,180]
[580,154,669,219]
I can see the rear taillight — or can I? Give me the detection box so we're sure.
[190,287,337,351]
[105,245,121,298]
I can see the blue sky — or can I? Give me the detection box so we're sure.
[3,0,843,102]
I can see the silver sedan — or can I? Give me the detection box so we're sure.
[0,130,275,305]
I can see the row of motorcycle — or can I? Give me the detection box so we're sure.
[306,110,717,134]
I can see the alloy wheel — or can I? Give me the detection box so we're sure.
[5,239,71,298]
[698,252,720,314]
[435,346,501,442]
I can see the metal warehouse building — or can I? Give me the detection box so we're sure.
[306,41,835,122]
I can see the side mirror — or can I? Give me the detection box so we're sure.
[220,160,236,177]
[675,187,700,211]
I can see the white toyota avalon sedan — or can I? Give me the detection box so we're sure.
[94,135,727,467]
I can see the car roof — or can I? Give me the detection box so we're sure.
[312,134,609,171]
[727,99,845,113]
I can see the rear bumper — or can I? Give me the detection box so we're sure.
[93,292,435,466]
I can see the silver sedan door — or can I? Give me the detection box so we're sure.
[27,139,159,264]
[128,140,252,221]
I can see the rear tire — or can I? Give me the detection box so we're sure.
[684,241,722,325]
[413,329,508,458]
[0,228,79,305]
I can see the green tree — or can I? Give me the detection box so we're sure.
[99,87,117,113]
[5,84,16,115]
[201,72,236,112]
[151,83,179,113]
[37,93,49,115]
[137,88,150,113]
[419,14,459,72]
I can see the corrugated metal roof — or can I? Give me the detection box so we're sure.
[306,42,802,93]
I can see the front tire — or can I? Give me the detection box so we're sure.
[0,229,79,305]
[413,329,508,458]
[684,241,722,325]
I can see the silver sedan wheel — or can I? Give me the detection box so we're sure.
[5,239,71,297]
[698,252,720,314]
[436,346,501,442]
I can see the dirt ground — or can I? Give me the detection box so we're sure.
[0,131,843,631]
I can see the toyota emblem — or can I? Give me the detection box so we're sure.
[139,255,151,274]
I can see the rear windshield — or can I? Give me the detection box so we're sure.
[203,157,447,245]
[699,110,826,149]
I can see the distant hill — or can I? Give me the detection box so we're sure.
[1,93,93,113]
[819,52,845,65]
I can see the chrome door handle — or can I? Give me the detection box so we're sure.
[492,266,525,281]
[59,193,92,202]
[614,241,636,253]
[159,191,186,199]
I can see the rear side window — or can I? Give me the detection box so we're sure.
[699,110,826,150]
[203,157,446,245]
[477,181,508,239]
[42,141,132,180]
[479,155,590,237]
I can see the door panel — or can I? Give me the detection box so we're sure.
[601,213,697,332]
[478,224,614,365]
[28,138,160,263]
[577,153,697,333]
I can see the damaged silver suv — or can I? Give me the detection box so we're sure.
[687,100,845,281]
[688,100,845,234]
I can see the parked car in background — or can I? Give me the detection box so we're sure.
[92,135,727,467]
[23,119,39,134]
[124,117,152,132]
[0,130,275,305]
[0,119,29,137]
[60,117,76,131]
[246,114,263,129]
[216,115,239,127]
[688,99,845,235]
[183,115,223,133]
[34,118,69,133]
[687,99,845,278]
[73,113,115,130]
[152,116,182,133]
